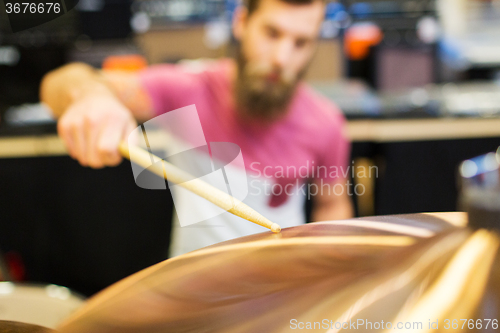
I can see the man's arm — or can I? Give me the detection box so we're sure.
[40,63,154,168]
[310,178,354,222]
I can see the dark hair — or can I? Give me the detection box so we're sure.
[246,0,325,16]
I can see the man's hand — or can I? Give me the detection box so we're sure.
[58,90,137,169]
[310,177,354,222]
[41,63,153,168]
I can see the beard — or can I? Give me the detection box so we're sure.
[234,48,308,123]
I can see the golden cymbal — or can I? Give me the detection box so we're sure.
[57,213,500,333]
[0,321,54,333]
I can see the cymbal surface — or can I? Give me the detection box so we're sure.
[0,321,53,333]
[58,213,499,333]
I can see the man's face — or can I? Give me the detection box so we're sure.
[233,0,325,122]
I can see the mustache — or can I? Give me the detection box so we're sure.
[243,62,296,85]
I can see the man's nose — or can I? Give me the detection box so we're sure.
[271,39,294,69]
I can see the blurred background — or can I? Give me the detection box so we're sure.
[1,0,500,296]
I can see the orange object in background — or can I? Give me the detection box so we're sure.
[344,23,384,61]
[102,55,148,72]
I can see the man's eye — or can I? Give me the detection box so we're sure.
[267,28,280,39]
[295,39,308,49]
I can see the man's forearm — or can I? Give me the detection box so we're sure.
[41,63,153,122]
[40,63,113,119]
[311,193,354,222]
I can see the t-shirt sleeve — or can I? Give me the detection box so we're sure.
[316,109,351,183]
[139,64,202,116]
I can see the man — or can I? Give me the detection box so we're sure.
[41,0,353,256]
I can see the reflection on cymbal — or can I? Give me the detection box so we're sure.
[58,213,499,333]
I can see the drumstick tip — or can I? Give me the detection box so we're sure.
[271,223,281,233]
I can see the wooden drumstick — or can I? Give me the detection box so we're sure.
[119,142,281,233]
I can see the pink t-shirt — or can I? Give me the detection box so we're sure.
[140,59,350,208]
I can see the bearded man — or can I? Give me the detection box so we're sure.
[41,0,353,256]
